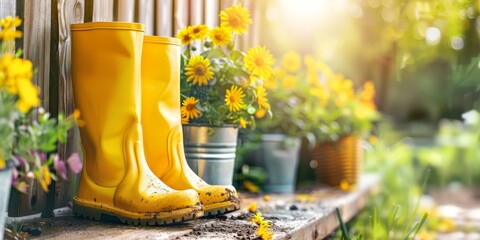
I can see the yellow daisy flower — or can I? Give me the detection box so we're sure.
[225,85,245,112]
[0,16,22,40]
[184,55,214,86]
[181,97,201,120]
[256,85,270,110]
[244,46,275,80]
[282,75,296,89]
[257,224,273,240]
[208,26,232,46]
[282,51,301,73]
[255,108,266,119]
[239,117,248,128]
[176,26,193,45]
[250,212,264,225]
[220,3,252,35]
[190,24,209,40]
[247,202,257,212]
[181,115,189,125]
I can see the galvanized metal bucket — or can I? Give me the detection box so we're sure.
[183,125,239,185]
[252,134,301,193]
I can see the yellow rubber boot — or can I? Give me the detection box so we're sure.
[141,36,240,216]
[70,22,203,225]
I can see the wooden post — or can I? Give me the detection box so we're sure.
[137,0,154,35]
[173,0,189,35]
[155,0,173,36]
[117,0,134,22]
[54,0,86,210]
[203,0,219,28]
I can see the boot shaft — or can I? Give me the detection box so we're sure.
[141,36,182,179]
[71,22,144,187]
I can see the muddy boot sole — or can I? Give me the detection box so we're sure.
[203,200,240,217]
[73,198,203,225]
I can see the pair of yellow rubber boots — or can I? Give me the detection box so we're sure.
[70,22,239,225]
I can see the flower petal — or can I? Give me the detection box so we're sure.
[67,153,82,174]
[53,154,68,180]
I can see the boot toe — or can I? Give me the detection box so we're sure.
[197,185,239,206]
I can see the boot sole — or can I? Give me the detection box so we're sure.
[73,198,203,225]
[203,200,240,217]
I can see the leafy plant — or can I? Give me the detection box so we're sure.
[0,16,81,192]
[177,3,274,128]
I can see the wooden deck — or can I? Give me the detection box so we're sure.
[6,175,379,240]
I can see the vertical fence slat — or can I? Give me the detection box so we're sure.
[189,0,203,25]
[137,0,154,35]
[93,0,113,21]
[155,0,172,36]
[117,0,134,22]
[203,0,218,28]
[173,0,189,36]
[0,0,15,18]
[55,0,85,209]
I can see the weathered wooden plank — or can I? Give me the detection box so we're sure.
[24,0,52,111]
[173,0,189,35]
[203,0,218,28]
[189,0,202,25]
[93,0,113,21]
[0,0,15,18]
[55,0,85,210]
[117,0,134,22]
[137,0,154,35]
[154,0,172,36]
[7,0,53,218]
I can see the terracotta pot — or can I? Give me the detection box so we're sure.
[311,135,362,186]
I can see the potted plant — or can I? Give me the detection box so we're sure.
[0,16,80,238]
[305,60,379,186]
[176,3,274,185]
[247,51,318,193]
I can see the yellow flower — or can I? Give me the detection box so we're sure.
[225,85,245,112]
[208,26,232,46]
[184,55,214,86]
[282,75,296,89]
[369,136,378,145]
[309,87,329,107]
[438,218,455,232]
[190,24,209,40]
[181,115,189,124]
[263,77,277,90]
[239,117,248,128]
[257,224,273,240]
[282,51,301,73]
[176,26,193,45]
[255,108,266,119]
[220,3,252,35]
[244,180,260,193]
[181,97,201,120]
[263,195,270,201]
[0,55,39,112]
[0,151,4,170]
[37,165,52,192]
[250,211,264,225]
[247,202,257,212]
[256,85,270,110]
[339,179,351,191]
[244,46,275,80]
[16,78,40,113]
[0,16,22,40]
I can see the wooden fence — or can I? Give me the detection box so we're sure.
[3,0,263,217]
